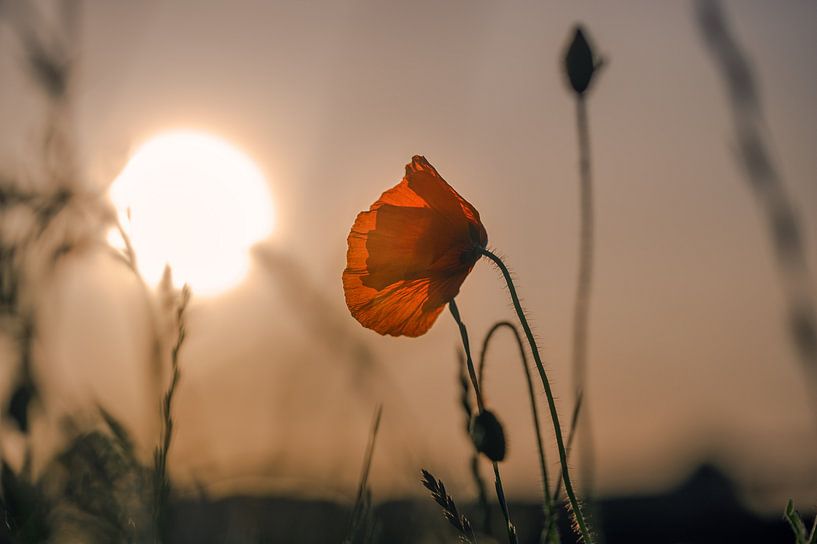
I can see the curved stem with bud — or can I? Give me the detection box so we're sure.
[478,321,560,543]
[479,248,594,543]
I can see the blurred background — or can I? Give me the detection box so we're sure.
[0,0,815,542]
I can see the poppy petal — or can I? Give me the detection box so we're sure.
[404,156,485,243]
[342,156,487,337]
[366,207,461,289]
[343,269,470,337]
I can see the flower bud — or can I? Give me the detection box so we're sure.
[564,26,597,96]
[470,409,506,462]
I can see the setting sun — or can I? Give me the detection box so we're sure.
[109,131,274,295]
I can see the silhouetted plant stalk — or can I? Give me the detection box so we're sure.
[478,321,560,544]
[0,4,149,539]
[3,0,164,440]
[152,283,190,541]
[7,0,81,189]
[449,299,518,544]
[479,249,594,543]
[457,350,492,535]
[0,3,103,506]
[562,25,604,509]
[0,0,78,448]
[111,214,169,425]
[344,404,383,544]
[15,0,167,438]
[696,0,817,421]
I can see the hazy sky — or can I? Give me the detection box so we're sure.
[1,0,816,511]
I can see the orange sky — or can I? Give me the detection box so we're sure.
[1,0,815,511]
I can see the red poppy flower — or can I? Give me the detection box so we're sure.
[343,156,488,337]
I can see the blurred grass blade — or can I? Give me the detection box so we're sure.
[344,404,383,544]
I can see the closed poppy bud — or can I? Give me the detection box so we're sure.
[470,409,506,462]
[564,26,597,95]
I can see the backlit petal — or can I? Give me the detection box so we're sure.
[343,269,471,337]
[342,156,487,337]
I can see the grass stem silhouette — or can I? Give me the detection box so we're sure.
[696,0,817,422]
[152,284,190,542]
[344,404,383,544]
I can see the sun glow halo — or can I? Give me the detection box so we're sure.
[109,131,274,296]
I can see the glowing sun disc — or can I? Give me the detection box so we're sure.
[109,131,274,295]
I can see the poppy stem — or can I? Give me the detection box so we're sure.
[449,300,484,412]
[459,352,492,535]
[479,248,594,544]
[478,321,560,543]
[554,93,599,510]
[449,299,518,544]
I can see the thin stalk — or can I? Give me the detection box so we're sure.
[478,321,559,543]
[480,248,594,543]
[459,351,492,534]
[153,285,190,541]
[696,0,817,421]
[113,217,165,440]
[449,300,518,544]
[569,95,597,500]
[470,455,491,535]
[552,390,583,505]
[344,404,383,544]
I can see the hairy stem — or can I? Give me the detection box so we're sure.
[480,249,594,543]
